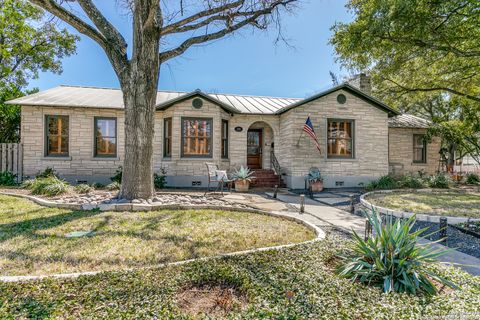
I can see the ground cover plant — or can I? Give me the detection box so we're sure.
[0,171,16,186]
[337,212,455,295]
[366,191,480,218]
[0,195,314,276]
[22,176,70,196]
[465,173,480,185]
[0,236,478,319]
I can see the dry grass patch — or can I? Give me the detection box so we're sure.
[366,191,480,218]
[175,284,248,318]
[0,195,314,276]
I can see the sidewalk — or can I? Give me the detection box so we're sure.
[260,192,480,276]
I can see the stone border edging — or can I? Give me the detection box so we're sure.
[360,189,480,225]
[0,192,325,282]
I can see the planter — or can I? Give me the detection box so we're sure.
[310,180,324,192]
[235,180,250,192]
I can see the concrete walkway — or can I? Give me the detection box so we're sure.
[248,191,480,276]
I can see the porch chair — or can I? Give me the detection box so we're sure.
[204,162,233,195]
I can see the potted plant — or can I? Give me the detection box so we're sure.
[308,169,324,192]
[233,166,254,192]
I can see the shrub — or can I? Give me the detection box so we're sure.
[337,211,456,295]
[0,171,17,186]
[428,173,450,189]
[154,168,167,189]
[398,174,426,189]
[465,173,480,185]
[106,181,120,191]
[92,182,105,189]
[111,166,122,183]
[25,176,70,196]
[365,175,397,191]
[75,184,93,194]
[36,167,57,178]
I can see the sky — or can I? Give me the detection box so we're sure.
[29,0,352,99]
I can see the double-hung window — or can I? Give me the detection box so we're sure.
[94,117,117,157]
[327,119,354,158]
[413,134,427,163]
[45,115,69,157]
[164,118,172,157]
[221,120,228,159]
[181,118,212,157]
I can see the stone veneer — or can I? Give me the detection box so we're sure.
[388,128,441,175]
[20,89,426,188]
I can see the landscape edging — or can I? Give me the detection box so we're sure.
[360,189,480,224]
[0,191,326,283]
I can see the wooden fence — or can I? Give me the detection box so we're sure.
[0,143,23,182]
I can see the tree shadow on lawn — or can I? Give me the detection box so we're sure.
[0,209,104,242]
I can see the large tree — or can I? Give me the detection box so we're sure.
[330,0,480,168]
[330,0,480,103]
[29,0,299,200]
[0,0,77,142]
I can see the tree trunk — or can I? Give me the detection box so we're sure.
[446,143,456,173]
[118,4,161,200]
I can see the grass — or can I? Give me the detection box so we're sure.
[0,236,479,319]
[0,195,314,276]
[366,191,480,218]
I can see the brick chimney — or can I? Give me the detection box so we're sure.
[348,73,372,95]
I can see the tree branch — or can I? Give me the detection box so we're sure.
[77,0,127,54]
[160,0,296,62]
[162,0,245,35]
[29,0,107,49]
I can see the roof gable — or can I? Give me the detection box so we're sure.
[155,90,239,114]
[274,83,399,117]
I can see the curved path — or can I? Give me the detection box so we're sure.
[259,191,480,276]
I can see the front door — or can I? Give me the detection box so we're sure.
[247,129,262,169]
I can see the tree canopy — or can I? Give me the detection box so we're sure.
[330,0,480,103]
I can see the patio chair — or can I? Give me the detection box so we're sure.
[204,162,233,195]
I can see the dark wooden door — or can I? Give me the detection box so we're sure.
[247,129,262,169]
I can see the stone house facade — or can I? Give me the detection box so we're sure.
[10,82,441,189]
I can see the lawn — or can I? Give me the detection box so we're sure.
[366,191,480,218]
[0,235,479,319]
[0,195,314,276]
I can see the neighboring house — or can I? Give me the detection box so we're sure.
[7,75,441,189]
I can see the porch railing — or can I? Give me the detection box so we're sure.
[270,150,282,186]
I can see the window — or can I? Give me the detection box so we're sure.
[327,119,354,158]
[163,117,172,157]
[413,134,427,163]
[221,120,228,159]
[181,118,212,157]
[45,115,69,157]
[94,117,117,157]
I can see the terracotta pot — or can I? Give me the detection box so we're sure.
[310,180,324,192]
[235,179,250,192]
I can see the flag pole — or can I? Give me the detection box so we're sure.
[296,114,310,146]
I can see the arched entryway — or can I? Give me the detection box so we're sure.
[247,121,274,170]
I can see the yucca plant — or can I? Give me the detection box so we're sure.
[337,211,457,295]
[232,166,254,182]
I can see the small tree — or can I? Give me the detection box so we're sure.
[30,0,300,200]
[0,0,77,142]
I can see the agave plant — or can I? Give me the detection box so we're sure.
[337,211,457,295]
[232,166,254,182]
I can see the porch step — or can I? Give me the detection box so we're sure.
[250,169,286,188]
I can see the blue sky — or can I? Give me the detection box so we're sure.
[29,0,352,99]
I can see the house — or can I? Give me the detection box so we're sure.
[7,75,441,189]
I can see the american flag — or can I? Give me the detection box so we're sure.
[303,116,321,153]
